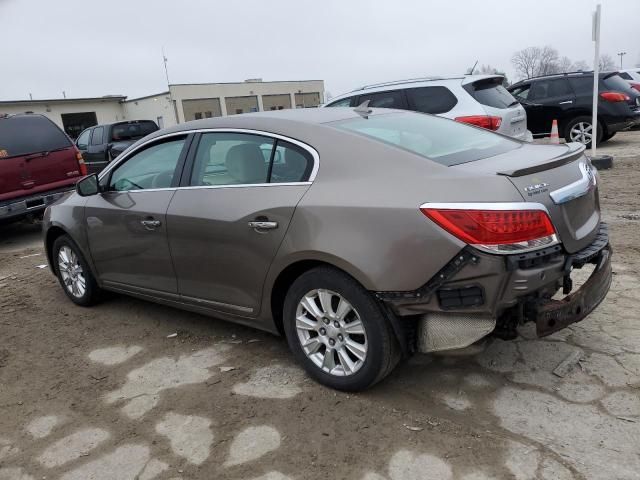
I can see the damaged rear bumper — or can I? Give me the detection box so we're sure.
[376,223,612,352]
[530,244,612,337]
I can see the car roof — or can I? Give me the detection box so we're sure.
[510,70,621,86]
[155,107,397,134]
[326,74,504,103]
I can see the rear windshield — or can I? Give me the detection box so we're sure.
[464,78,518,109]
[0,115,71,158]
[603,74,637,95]
[111,121,158,141]
[331,112,520,166]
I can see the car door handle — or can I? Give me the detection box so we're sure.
[248,221,278,230]
[559,100,573,105]
[141,219,162,230]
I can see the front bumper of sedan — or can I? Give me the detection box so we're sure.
[376,223,612,352]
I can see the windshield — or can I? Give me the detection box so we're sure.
[0,115,71,158]
[111,121,158,141]
[331,112,520,166]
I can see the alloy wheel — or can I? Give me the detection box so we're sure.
[295,289,368,376]
[58,246,86,299]
[570,122,593,144]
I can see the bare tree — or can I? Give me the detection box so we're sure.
[511,46,559,79]
[599,54,616,71]
[572,60,589,71]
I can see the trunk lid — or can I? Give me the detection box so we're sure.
[454,142,600,253]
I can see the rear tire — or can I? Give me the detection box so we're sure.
[564,116,603,149]
[601,131,616,143]
[283,266,400,391]
[52,235,101,306]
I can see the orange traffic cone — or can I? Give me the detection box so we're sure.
[549,119,560,144]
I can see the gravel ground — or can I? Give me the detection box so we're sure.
[1,131,639,480]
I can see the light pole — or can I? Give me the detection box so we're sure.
[617,51,627,69]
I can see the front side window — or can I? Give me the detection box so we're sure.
[76,129,91,149]
[190,133,274,186]
[510,84,531,100]
[358,90,406,109]
[109,137,186,191]
[90,126,104,145]
[327,97,353,108]
[406,86,458,114]
[331,112,519,166]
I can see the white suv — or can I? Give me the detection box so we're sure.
[323,75,532,141]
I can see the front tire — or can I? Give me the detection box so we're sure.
[564,116,603,149]
[283,266,399,391]
[52,235,101,306]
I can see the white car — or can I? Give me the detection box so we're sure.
[323,75,533,141]
[618,68,640,92]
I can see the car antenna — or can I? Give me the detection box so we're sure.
[353,100,372,118]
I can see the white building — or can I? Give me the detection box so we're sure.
[0,79,324,138]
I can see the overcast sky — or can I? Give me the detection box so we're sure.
[1,0,638,101]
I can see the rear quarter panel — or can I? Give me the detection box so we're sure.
[263,127,525,297]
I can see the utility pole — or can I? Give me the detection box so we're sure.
[162,47,179,125]
[617,51,627,69]
[591,4,601,158]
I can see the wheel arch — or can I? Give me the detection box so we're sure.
[268,254,373,336]
[45,225,69,273]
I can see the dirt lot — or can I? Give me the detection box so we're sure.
[1,132,639,480]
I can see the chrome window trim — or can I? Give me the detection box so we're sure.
[108,182,312,195]
[549,160,596,205]
[98,128,320,188]
[419,202,560,255]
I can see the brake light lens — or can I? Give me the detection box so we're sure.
[599,91,630,102]
[420,207,557,253]
[455,115,502,131]
[76,150,88,176]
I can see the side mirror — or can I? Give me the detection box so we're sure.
[76,174,100,197]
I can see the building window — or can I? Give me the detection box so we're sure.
[236,109,243,114]
[194,112,203,120]
[205,111,213,118]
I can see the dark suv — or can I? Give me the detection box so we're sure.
[0,114,87,222]
[76,120,158,173]
[508,72,640,147]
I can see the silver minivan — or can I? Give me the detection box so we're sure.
[324,75,533,141]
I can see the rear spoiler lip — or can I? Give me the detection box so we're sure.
[497,143,586,177]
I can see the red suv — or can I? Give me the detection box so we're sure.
[0,114,87,222]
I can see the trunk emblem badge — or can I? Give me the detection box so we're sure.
[524,182,550,196]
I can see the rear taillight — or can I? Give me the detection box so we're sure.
[420,205,558,253]
[599,91,630,102]
[454,115,502,131]
[76,150,88,176]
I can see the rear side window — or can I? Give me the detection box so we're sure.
[405,86,457,114]
[91,127,104,145]
[510,84,531,100]
[357,90,407,109]
[0,115,71,158]
[464,78,517,109]
[567,76,594,94]
[529,78,572,100]
[332,112,519,166]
